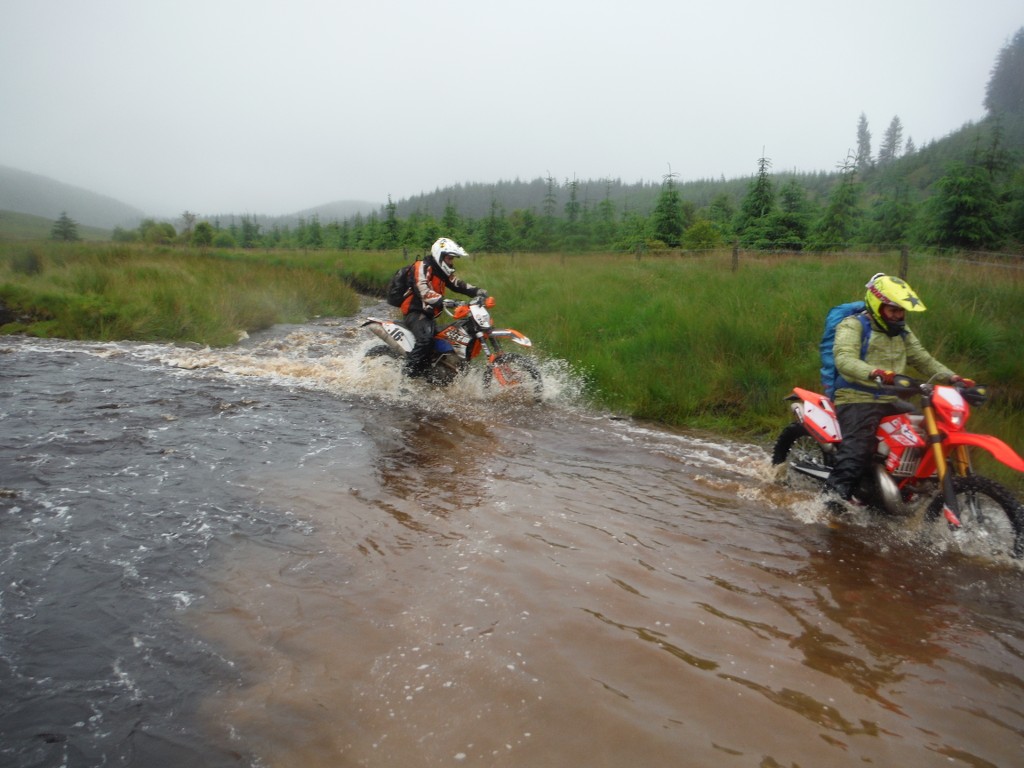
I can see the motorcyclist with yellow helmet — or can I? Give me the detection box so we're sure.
[824,273,974,506]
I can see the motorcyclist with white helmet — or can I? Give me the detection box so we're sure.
[401,237,487,379]
[824,273,974,507]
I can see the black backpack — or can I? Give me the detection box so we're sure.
[385,263,414,307]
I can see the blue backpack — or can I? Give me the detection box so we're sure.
[819,301,871,399]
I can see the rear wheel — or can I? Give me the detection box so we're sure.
[771,422,834,487]
[483,353,543,402]
[925,475,1024,558]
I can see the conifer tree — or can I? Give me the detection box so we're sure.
[855,113,873,171]
[923,161,1002,249]
[877,116,904,165]
[383,196,400,247]
[808,157,862,250]
[651,172,685,247]
[733,156,776,248]
[50,211,80,241]
[985,27,1024,116]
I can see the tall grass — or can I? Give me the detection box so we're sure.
[0,242,359,346]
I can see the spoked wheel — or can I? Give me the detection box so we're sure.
[925,475,1024,559]
[771,422,833,486]
[483,353,543,402]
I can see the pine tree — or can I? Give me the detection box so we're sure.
[50,211,80,241]
[383,196,399,247]
[855,113,873,171]
[766,179,814,250]
[733,156,776,248]
[477,197,509,252]
[441,201,462,235]
[651,172,685,247]
[923,161,1002,249]
[808,158,862,250]
[985,27,1024,116]
[877,116,904,165]
[865,181,916,246]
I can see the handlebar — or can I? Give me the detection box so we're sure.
[873,374,988,405]
[442,295,495,310]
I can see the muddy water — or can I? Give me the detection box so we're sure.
[1,306,1023,767]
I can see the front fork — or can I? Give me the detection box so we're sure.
[923,404,970,528]
[481,337,514,384]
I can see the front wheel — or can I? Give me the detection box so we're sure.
[924,475,1024,559]
[483,353,543,402]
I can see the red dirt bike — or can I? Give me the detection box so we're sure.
[361,295,543,400]
[771,374,1024,558]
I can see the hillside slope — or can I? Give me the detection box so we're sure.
[0,166,145,229]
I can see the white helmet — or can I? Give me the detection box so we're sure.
[430,237,468,278]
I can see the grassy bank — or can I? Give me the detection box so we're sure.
[0,242,358,346]
[335,249,1023,418]
[3,241,1022,489]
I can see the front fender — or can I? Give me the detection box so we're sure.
[920,432,1024,475]
[489,329,532,347]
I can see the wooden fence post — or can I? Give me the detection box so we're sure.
[732,241,739,272]
[899,246,909,279]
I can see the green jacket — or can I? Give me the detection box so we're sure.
[833,314,954,405]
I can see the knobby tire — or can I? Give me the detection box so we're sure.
[483,353,543,401]
[925,474,1024,558]
[772,422,832,470]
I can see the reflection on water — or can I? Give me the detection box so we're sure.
[2,318,1024,767]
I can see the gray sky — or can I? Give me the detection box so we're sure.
[1,0,1020,217]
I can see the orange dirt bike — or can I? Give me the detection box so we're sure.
[361,295,543,399]
[771,374,1024,558]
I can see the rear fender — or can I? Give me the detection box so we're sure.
[362,319,414,353]
[789,387,841,444]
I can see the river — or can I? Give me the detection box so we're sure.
[2,303,1023,768]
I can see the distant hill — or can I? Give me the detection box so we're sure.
[3,109,1021,238]
[0,166,146,229]
[205,201,380,232]
[294,200,381,221]
[385,115,1024,222]
[0,165,380,233]
[0,209,110,241]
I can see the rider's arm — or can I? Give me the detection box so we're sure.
[444,272,484,298]
[414,262,444,309]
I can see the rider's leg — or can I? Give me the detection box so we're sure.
[403,311,436,379]
[825,402,893,501]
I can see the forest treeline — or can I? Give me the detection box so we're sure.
[106,29,1024,257]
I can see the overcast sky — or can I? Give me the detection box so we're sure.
[1,0,1020,217]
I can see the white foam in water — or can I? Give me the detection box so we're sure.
[133,318,591,416]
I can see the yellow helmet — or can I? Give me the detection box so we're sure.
[864,273,925,336]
